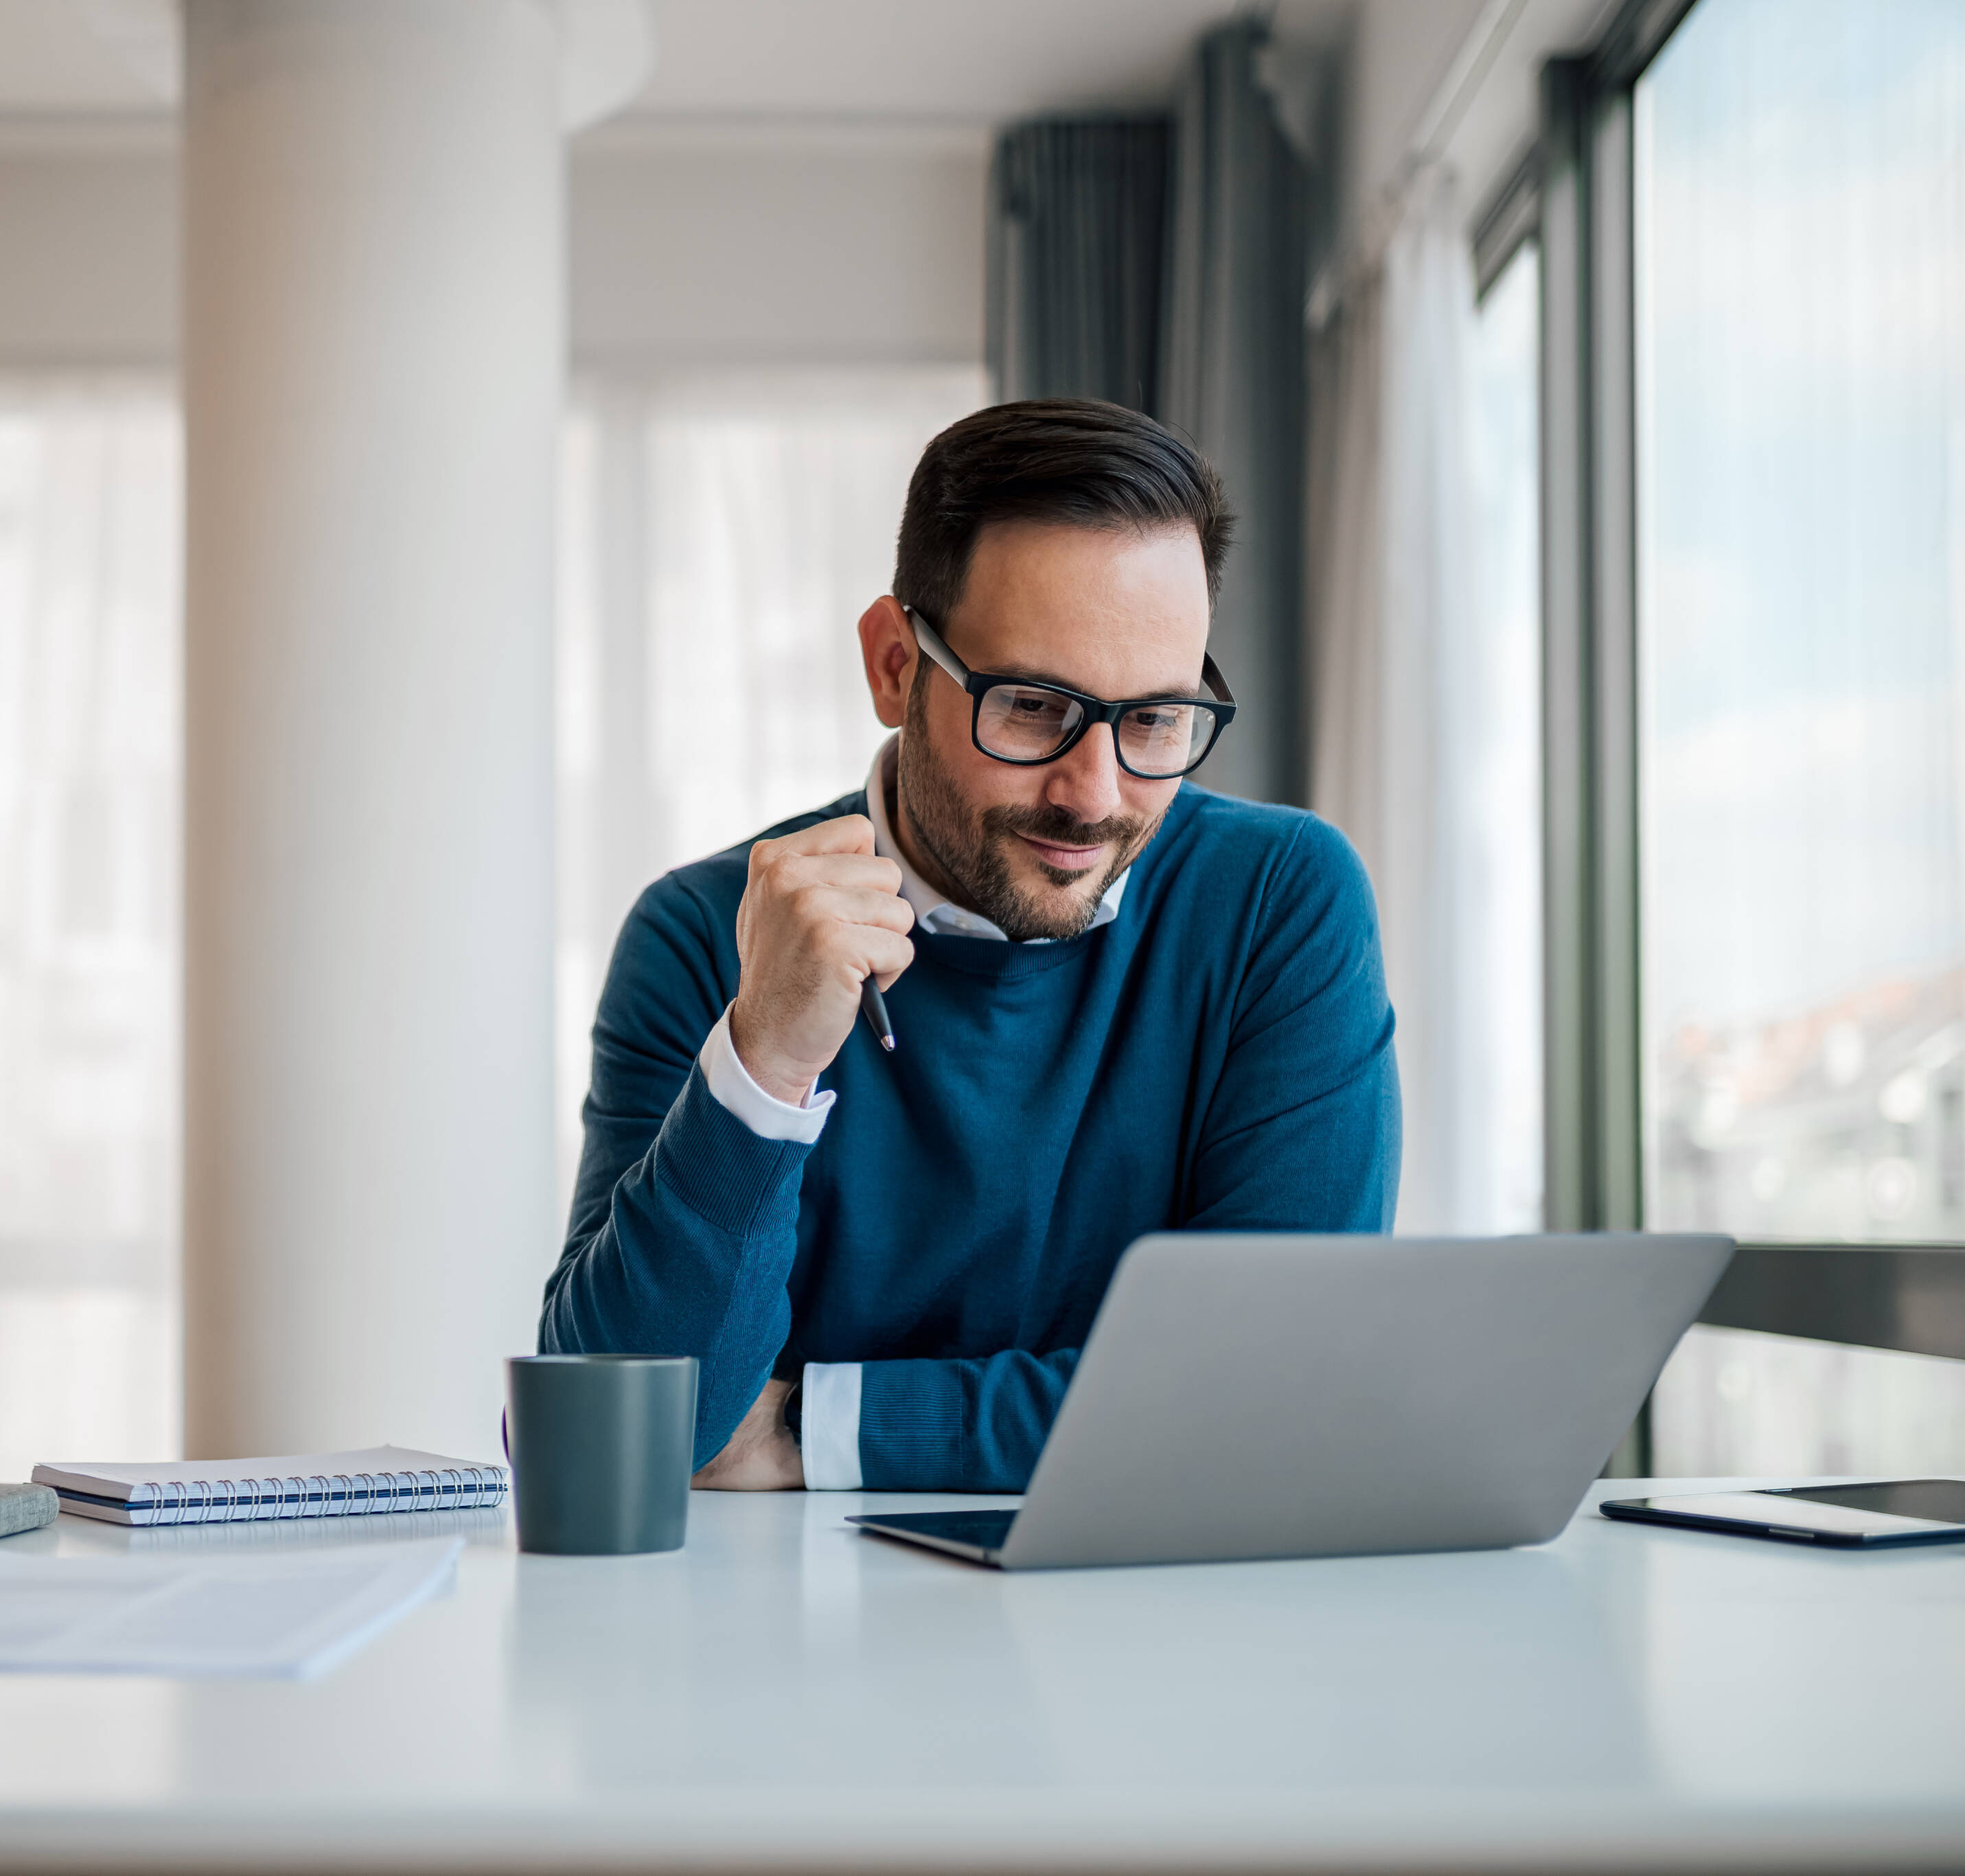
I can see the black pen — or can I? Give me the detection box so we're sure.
[859,979,896,1053]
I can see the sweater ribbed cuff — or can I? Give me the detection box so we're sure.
[654,1062,814,1237]
[858,1358,969,1491]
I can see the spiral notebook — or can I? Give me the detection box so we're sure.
[31,1445,508,1527]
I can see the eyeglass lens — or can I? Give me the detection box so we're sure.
[974,685,1219,777]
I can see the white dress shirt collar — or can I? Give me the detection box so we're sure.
[863,733,1129,943]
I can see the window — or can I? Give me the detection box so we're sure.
[0,380,182,1481]
[1636,0,1965,1248]
[1468,240,1545,1233]
[1632,0,1965,1469]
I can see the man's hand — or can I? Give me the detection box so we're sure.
[693,1377,803,1490]
[729,814,914,1105]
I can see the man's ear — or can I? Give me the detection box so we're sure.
[858,595,916,731]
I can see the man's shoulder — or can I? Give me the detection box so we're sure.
[1158,784,1367,886]
[1147,785,1378,946]
[634,788,871,930]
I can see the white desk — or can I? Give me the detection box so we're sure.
[3,1480,1962,1872]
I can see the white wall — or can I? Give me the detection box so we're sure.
[0,122,988,370]
[0,137,177,364]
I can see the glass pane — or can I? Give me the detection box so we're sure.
[1654,1324,1965,1474]
[1467,240,1545,1232]
[1636,0,1965,1246]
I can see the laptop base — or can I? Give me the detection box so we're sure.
[847,1509,1017,1566]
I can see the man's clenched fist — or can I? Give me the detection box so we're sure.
[728,814,915,1106]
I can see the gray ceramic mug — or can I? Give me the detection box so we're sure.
[504,1354,697,1555]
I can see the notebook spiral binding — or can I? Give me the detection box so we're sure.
[127,1465,508,1526]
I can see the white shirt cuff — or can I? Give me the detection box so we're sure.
[800,1362,862,1490]
[698,1005,834,1145]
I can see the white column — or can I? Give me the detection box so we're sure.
[182,0,561,1461]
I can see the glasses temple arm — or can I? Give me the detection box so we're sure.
[1201,653,1236,707]
[905,607,970,685]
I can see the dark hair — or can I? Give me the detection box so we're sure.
[893,399,1233,627]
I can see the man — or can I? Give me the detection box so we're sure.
[540,398,1399,1491]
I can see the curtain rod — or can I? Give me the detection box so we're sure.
[1409,0,1533,165]
[1306,0,1532,328]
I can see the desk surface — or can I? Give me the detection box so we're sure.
[2,1480,1962,1873]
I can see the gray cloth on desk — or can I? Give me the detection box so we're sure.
[0,1482,58,1537]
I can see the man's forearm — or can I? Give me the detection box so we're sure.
[855,1347,1081,1493]
[540,1066,816,1471]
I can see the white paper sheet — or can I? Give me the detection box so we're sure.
[0,1537,463,1678]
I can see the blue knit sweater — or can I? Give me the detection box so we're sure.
[540,781,1400,1490]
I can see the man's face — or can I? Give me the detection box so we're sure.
[894,520,1212,941]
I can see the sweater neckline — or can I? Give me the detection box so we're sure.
[911,922,1112,980]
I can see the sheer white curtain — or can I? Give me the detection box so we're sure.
[0,380,183,1479]
[555,366,988,1205]
[1307,165,1542,1235]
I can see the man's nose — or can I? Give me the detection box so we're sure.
[1044,722,1125,828]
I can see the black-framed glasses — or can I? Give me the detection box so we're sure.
[906,608,1237,781]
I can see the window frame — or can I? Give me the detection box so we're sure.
[1536,0,1965,1400]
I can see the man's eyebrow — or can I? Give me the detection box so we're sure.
[987,661,1210,700]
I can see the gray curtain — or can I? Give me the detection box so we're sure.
[1160,21,1335,807]
[987,119,1172,413]
[982,25,1337,808]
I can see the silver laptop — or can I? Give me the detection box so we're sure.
[849,1231,1733,1570]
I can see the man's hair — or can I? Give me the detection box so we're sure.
[893,399,1233,627]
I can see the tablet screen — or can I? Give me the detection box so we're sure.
[1775,1479,1965,1524]
[1623,1480,1965,1540]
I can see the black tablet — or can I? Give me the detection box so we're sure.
[1602,1478,1965,1547]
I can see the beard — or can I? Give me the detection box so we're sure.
[897,675,1169,942]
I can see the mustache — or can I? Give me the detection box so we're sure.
[981,803,1149,849]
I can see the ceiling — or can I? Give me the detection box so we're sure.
[0,0,1618,237]
[643,0,1269,120]
[0,0,1355,124]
